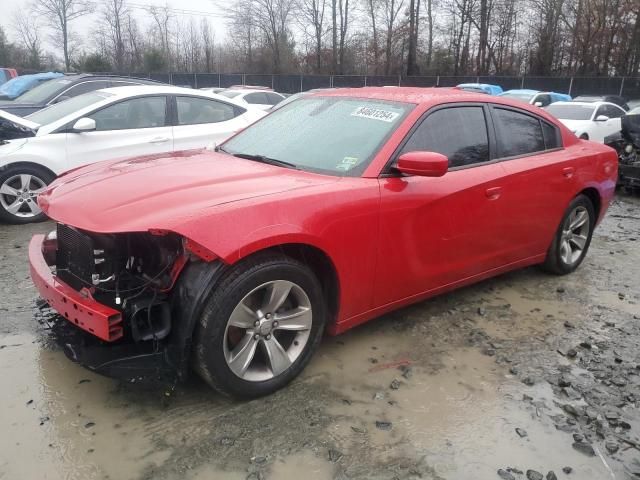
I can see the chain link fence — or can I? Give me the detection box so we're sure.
[99,72,640,98]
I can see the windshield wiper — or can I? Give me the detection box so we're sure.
[228,152,299,170]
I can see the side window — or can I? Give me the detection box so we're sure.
[400,106,490,168]
[542,121,561,149]
[264,92,284,105]
[535,94,552,107]
[244,92,267,104]
[62,81,110,99]
[595,106,608,119]
[604,105,624,118]
[88,96,167,131]
[492,107,545,157]
[176,96,236,125]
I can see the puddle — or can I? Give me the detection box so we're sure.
[0,333,171,480]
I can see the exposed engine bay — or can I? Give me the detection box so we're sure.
[52,223,186,343]
[0,118,36,143]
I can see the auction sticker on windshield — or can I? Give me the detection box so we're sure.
[351,106,400,122]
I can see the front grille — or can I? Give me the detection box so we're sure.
[56,223,96,291]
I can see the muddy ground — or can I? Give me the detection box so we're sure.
[1,194,639,480]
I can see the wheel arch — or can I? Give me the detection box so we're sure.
[578,186,601,221]
[0,161,57,180]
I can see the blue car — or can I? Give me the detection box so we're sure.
[0,72,64,100]
[499,89,571,107]
[456,83,504,95]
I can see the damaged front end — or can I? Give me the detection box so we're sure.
[30,223,225,384]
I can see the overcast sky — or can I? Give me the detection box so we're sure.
[1,0,230,60]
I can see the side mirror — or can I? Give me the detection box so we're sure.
[534,101,543,107]
[72,117,96,132]
[595,115,609,122]
[396,151,449,177]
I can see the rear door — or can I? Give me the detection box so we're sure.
[375,104,512,306]
[171,95,252,150]
[64,95,173,169]
[492,105,574,261]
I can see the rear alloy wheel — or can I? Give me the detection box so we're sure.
[0,166,53,224]
[194,253,326,398]
[542,194,595,275]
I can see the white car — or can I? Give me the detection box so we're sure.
[544,101,626,142]
[0,85,265,223]
[219,88,286,110]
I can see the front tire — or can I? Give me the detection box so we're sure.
[193,253,327,398]
[0,165,54,224]
[542,194,595,275]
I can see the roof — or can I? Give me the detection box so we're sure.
[554,100,621,108]
[315,86,491,104]
[99,84,223,97]
[96,85,247,107]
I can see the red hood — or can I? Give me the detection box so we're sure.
[40,150,338,233]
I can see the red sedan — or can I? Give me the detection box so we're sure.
[29,88,617,397]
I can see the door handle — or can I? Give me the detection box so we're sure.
[562,166,575,178]
[149,136,170,144]
[485,186,502,200]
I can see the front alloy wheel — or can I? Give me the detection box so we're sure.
[194,253,326,398]
[224,280,313,381]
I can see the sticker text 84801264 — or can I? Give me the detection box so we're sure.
[351,106,400,123]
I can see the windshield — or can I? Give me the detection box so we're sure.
[26,91,113,126]
[222,96,413,176]
[220,91,241,98]
[545,104,594,120]
[499,92,534,102]
[12,77,77,104]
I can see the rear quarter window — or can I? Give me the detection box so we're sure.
[492,107,545,157]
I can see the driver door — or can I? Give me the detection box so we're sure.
[64,96,173,170]
[374,104,510,307]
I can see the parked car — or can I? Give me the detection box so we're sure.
[545,101,626,141]
[0,68,18,86]
[573,95,629,111]
[604,110,640,192]
[0,74,163,117]
[456,83,503,95]
[28,87,616,398]
[0,85,265,223]
[219,88,286,110]
[0,72,64,101]
[499,89,571,107]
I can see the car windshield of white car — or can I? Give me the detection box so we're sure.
[26,91,114,126]
[222,96,413,176]
[13,77,77,104]
[545,104,594,120]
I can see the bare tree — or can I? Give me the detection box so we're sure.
[299,0,327,73]
[201,18,215,72]
[32,0,90,70]
[100,0,129,71]
[13,8,43,68]
[382,0,404,74]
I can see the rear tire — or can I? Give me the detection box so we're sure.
[0,165,54,224]
[542,194,595,275]
[193,253,327,398]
